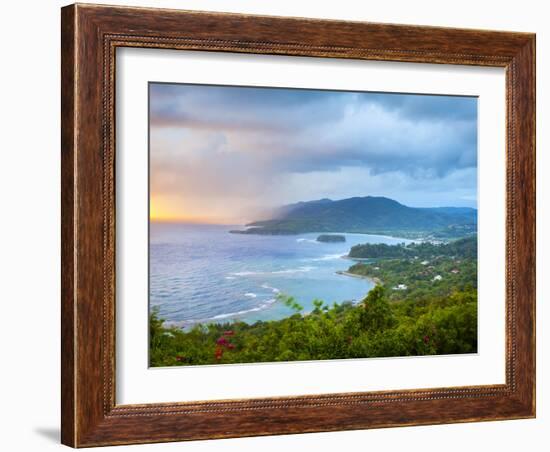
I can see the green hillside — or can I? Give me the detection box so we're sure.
[230,196,476,236]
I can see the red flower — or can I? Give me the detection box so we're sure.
[223,330,234,336]
[423,335,430,344]
[175,355,185,362]
[227,343,235,350]
[216,337,228,346]
[215,347,224,360]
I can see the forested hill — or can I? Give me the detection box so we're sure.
[230,196,477,235]
[348,236,477,260]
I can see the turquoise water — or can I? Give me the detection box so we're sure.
[150,223,412,326]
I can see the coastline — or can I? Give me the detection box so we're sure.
[152,226,408,328]
[229,227,421,242]
[164,269,377,329]
[336,270,381,286]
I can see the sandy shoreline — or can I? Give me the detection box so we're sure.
[336,270,381,285]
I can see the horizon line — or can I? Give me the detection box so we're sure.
[150,195,477,226]
[150,195,477,224]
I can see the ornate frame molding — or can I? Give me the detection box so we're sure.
[62,4,535,447]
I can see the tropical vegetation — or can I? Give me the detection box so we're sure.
[230,196,477,237]
[150,236,478,366]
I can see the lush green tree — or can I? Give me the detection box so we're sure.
[359,286,395,332]
[149,285,477,366]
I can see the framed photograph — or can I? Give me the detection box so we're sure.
[61,3,535,447]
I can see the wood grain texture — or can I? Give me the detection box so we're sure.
[61,3,536,447]
[60,5,76,446]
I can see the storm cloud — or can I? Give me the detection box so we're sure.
[149,83,477,223]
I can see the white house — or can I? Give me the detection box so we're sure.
[393,284,408,290]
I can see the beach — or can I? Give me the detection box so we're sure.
[150,222,411,326]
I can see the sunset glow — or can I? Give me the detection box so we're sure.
[150,198,235,224]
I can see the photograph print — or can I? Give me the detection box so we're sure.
[148,82,478,367]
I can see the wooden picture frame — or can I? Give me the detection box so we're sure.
[61,3,535,447]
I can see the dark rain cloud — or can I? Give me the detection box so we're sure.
[149,83,477,215]
[150,83,477,177]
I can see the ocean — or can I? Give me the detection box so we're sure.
[150,223,412,326]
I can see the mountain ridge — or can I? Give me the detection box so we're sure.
[231,196,476,236]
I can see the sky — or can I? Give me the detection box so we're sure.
[149,83,478,224]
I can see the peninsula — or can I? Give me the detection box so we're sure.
[230,196,477,239]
